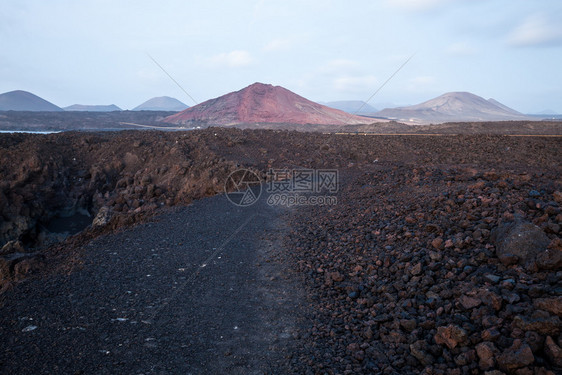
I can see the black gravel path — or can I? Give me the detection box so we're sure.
[0,194,305,374]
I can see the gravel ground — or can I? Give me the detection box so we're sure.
[0,193,305,374]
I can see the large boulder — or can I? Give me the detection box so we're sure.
[491,220,550,268]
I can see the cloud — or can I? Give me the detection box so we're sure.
[447,42,477,56]
[508,13,562,47]
[208,50,254,67]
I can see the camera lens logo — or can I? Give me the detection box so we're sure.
[224,169,262,207]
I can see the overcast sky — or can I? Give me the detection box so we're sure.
[1,0,561,112]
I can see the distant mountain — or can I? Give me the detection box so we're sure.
[0,90,62,111]
[164,83,378,126]
[64,104,122,112]
[322,101,378,115]
[534,109,559,115]
[133,96,189,111]
[376,92,532,124]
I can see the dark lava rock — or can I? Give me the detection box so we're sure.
[410,340,435,366]
[513,312,562,336]
[476,341,498,370]
[491,221,550,267]
[496,340,534,372]
[544,336,562,367]
[534,297,562,317]
[535,239,562,270]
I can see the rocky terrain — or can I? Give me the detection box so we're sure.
[0,128,561,373]
[287,165,561,374]
[337,121,562,135]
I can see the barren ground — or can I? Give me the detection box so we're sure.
[0,125,561,374]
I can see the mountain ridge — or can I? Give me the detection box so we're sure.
[134,96,189,111]
[0,90,62,112]
[376,92,532,124]
[64,104,121,112]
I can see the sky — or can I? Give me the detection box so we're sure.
[1,0,561,113]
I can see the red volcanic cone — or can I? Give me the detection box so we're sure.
[164,83,376,126]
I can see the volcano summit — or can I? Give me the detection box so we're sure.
[163,83,375,126]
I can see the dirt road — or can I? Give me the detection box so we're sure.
[0,194,304,374]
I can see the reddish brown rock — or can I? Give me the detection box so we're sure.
[544,336,562,367]
[478,289,503,311]
[476,341,498,370]
[434,324,468,349]
[431,237,444,250]
[459,294,482,309]
[534,297,562,317]
[496,340,534,372]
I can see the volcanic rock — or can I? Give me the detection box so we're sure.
[92,207,112,227]
[513,313,562,335]
[410,340,435,365]
[491,221,550,267]
[496,340,534,372]
[0,240,24,255]
[534,297,562,317]
[476,341,498,370]
[434,324,468,349]
[535,239,562,270]
[544,336,562,367]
